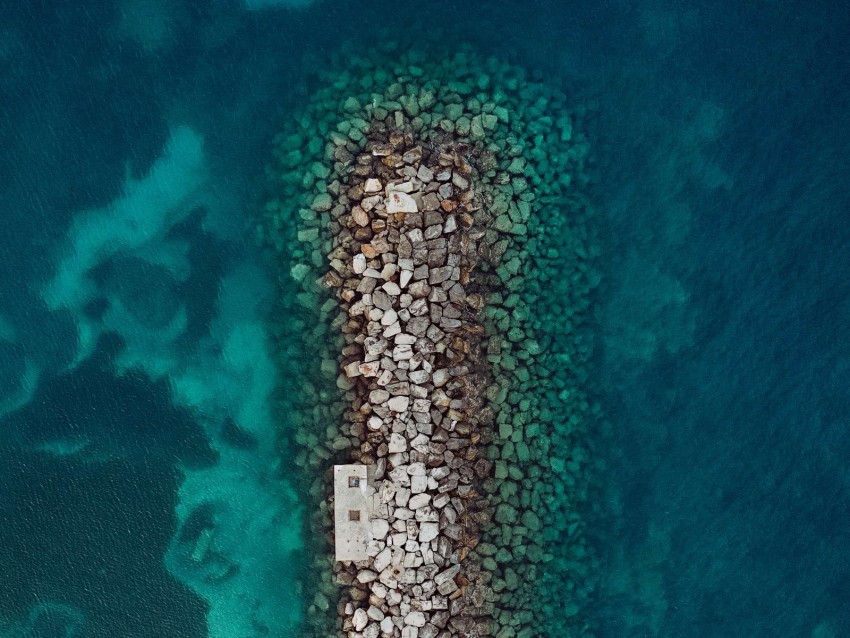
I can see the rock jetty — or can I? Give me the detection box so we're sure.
[260,40,606,638]
[328,133,494,638]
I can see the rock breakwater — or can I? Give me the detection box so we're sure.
[260,41,606,638]
[329,135,495,638]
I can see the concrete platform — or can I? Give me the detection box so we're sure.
[333,464,372,561]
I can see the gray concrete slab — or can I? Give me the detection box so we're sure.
[334,464,371,561]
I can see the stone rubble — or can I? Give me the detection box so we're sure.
[324,128,495,638]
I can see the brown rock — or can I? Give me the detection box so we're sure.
[352,206,370,227]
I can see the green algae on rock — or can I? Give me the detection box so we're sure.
[259,40,606,638]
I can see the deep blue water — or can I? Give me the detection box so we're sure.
[0,1,847,637]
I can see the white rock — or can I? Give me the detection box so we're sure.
[432,493,450,508]
[404,611,427,627]
[388,396,410,413]
[407,462,427,475]
[381,263,397,280]
[408,297,428,316]
[364,623,380,638]
[444,215,457,233]
[406,370,428,384]
[388,432,407,453]
[381,308,398,326]
[400,269,413,288]
[395,487,411,507]
[418,521,439,543]
[381,321,401,339]
[410,434,430,454]
[389,466,409,483]
[379,566,399,587]
[373,547,392,572]
[408,493,431,510]
[364,178,383,193]
[386,180,416,193]
[386,191,418,214]
[412,389,429,404]
[414,505,436,524]
[431,466,450,480]
[362,194,381,210]
[383,281,402,296]
[354,607,369,631]
[412,398,431,413]
[365,337,388,356]
[432,368,449,387]
[370,389,390,404]
[353,253,367,274]
[357,569,378,583]
[381,617,394,634]
[368,416,383,431]
[372,518,390,540]
[392,344,413,361]
[394,507,414,520]
[380,480,397,502]
[395,333,417,346]
[410,474,427,494]
[383,321,402,338]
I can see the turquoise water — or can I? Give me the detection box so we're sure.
[0,1,848,637]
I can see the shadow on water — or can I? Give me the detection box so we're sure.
[0,333,213,638]
[0,333,216,469]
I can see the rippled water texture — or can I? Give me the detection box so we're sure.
[0,1,847,637]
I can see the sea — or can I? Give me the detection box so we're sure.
[0,1,847,637]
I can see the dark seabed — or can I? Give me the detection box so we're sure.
[0,1,848,637]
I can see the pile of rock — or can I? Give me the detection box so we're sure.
[325,130,497,638]
[260,40,606,638]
